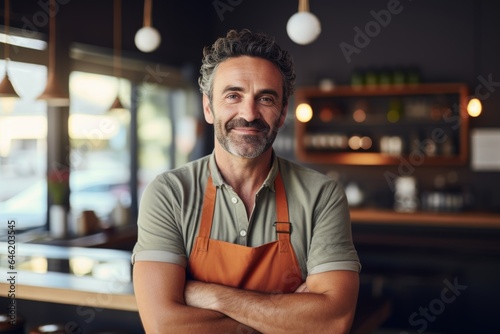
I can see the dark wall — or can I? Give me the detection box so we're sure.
[209,0,500,212]
[8,0,215,68]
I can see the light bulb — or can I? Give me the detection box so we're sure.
[467,98,482,117]
[134,26,161,53]
[296,103,313,123]
[286,11,321,45]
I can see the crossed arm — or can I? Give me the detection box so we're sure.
[133,261,359,334]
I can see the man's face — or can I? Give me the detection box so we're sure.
[203,56,287,159]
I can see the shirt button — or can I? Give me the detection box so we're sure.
[239,230,247,237]
[231,197,238,204]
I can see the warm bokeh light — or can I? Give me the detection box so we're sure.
[30,256,48,273]
[467,98,482,117]
[296,103,313,123]
[353,109,366,123]
[70,256,95,277]
[348,135,362,150]
[347,135,372,150]
[319,107,334,122]
[360,136,373,150]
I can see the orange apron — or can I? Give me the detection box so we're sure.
[188,173,304,293]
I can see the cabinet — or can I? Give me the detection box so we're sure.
[294,83,469,165]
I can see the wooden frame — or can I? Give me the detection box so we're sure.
[294,83,469,165]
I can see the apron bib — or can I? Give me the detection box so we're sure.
[188,173,303,293]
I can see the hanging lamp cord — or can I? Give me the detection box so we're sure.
[4,0,10,60]
[144,0,153,27]
[298,0,309,12]
[113,0,122,78]
[47,0,56,74]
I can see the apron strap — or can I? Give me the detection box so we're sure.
[274,173,289,223]
[197,175,216,251]
[274,173,291,252]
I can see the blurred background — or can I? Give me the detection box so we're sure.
[0,0,500,333]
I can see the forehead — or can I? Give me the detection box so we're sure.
[213,56,283,92]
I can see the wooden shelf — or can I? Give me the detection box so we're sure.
[350,208,500,229]
[296,83,468,97]
[295,83,469,165]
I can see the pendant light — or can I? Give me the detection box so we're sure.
[467,1,483,118]
[0,0,20,99]
[109,0,126,113]
[467,98,482,117]
[134,0,161,53]
[287,0,321,45]
[38,0,69,106]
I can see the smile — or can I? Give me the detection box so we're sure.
[230,127,265,135]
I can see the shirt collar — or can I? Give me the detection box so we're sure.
[208,150,279,191]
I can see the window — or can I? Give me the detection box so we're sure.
[0,48,201,237]
[0,60,48,232]
[68,71,201,233]
[137,83,201,198]
[68,72,131,228]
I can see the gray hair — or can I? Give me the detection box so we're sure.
[198,29,296,105]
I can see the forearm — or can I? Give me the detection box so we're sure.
[142,303,259,334]
[133,262,260,334]
[185,281,355,334]
[219,288,341,333]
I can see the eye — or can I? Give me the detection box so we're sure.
[225,93,241,103]
[258,96,276,106]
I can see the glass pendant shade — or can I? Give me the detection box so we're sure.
[135,0,161,53]
[287,0,321,45]
[135,26,161,53]
[1,1,20,98]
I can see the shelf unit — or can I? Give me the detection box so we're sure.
[294,83,469,165]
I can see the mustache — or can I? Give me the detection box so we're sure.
[226,118,270,131]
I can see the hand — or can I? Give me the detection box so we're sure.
[185,281,262,333]
[294,281,310,293]
[184,280,218,310]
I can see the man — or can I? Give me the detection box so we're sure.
[132,29,361,333]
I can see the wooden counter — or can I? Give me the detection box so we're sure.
[350,208,500,255]
[350,208,500,229]
[0,271,136,312]
[0,242,137,312]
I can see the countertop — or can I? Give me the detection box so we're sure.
[0,242,137,311]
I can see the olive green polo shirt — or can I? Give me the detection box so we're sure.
[132,152,360,278]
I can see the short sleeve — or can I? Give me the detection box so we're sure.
[307,181,361,274]
[131,175,187,267]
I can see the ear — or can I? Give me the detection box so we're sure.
[202,94,214,124]
[278,103,288,128]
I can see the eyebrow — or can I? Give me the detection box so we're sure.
[221,86,280,98]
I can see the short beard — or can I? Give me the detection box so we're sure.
[214,115,279,159]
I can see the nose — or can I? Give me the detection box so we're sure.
[239,99,261,123]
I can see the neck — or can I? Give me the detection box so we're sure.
[214,145,273,198]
